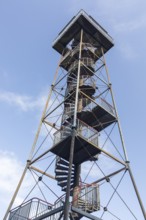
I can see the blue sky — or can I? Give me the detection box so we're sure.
[0,0,146,219]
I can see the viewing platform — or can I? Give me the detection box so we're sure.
[52,10,114,55]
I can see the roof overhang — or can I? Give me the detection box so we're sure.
[52,10,114,54]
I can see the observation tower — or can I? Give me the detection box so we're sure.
[4,10,146,220]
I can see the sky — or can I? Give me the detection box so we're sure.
[0,0,146,219]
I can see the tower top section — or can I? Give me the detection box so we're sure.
[52,9,114,54]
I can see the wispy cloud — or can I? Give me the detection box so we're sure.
[0,90,47,111]
[0,149,48,220]
[118,43,138,60]
[0,151,23,193]
[0,151,34,219]
[68,0,140,20]
[113,15,146,33]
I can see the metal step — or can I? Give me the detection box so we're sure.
[56,163,75,170]
[62,183,74,191]
[62,131,71,135]
[58,181,67,187]
[56,158,69,166]
[61,135,70,139]
[55,170,68,176]
[58,178,74,185]
[56,164,69,171]
[55,172,74,179]
[63,127,72,131]
[55,176,67,182]
[55,170,74,176]
[55,157,75,195]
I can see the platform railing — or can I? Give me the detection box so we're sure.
[62,98,114,125]
[54,119,98,147]
[77,120,98,146]
[66,76,96,96]
[60,43,96,64]
[72,184,100,213]
[8,196,66,220]
[8,198,53,220]
[68,57,95,73]
[83,97,115,115]
[8,186,100,220]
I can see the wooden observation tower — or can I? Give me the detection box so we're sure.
[4,10,146,220]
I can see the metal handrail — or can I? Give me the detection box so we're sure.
[83,97,115,115]
[9,198,53,220]
[61,43,96,64]
[68,57,95,72]
[54,119,98,146]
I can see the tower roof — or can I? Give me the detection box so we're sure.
[52,10,114,54]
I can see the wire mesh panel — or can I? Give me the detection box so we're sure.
[9,198,52,220]
[73,184,100,213]
[9,203,30,220]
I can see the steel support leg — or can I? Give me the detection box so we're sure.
[128,163,146,220]
[101,48,146,220]
[63,128,76,220]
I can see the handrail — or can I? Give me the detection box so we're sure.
[9,197,53,213]
[69,57,95,72]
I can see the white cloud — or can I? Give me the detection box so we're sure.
[0,90,47,112]
[113,15,146,33]
[118,43,138,60]
[0,151,23,218]
[0,151,35,219]
[0,151,23,193]
[68,0,140,19]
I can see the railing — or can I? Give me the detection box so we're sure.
[62,97,115,124]
[60,43,96,64]
[8,198,53,220]
[8,196,66,220]
[66,76,96,95]
[73,184,100,213]
[54,119,98,147]
[64,102,75,116]
[83,97,115,115]
[77,120,98,146]
[68,57,95,72]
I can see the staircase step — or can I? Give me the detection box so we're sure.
[63,127,71,130]
[56,162,75,169]
[55,157,75,195]
[62,130,71,134]
[56,165,69,171]
[55,176,67,182]
[58,178,74,185]
[55,170,68,176]
[57,158,73,166]
[56,172,74,177]
[62,183,74,191]
[56,164,74,174]
[58,181,68,187]
[55,170,74,176]
[63,126,72,130]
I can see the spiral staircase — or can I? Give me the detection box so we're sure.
[55,157,75,194]
[52,41,116,217]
